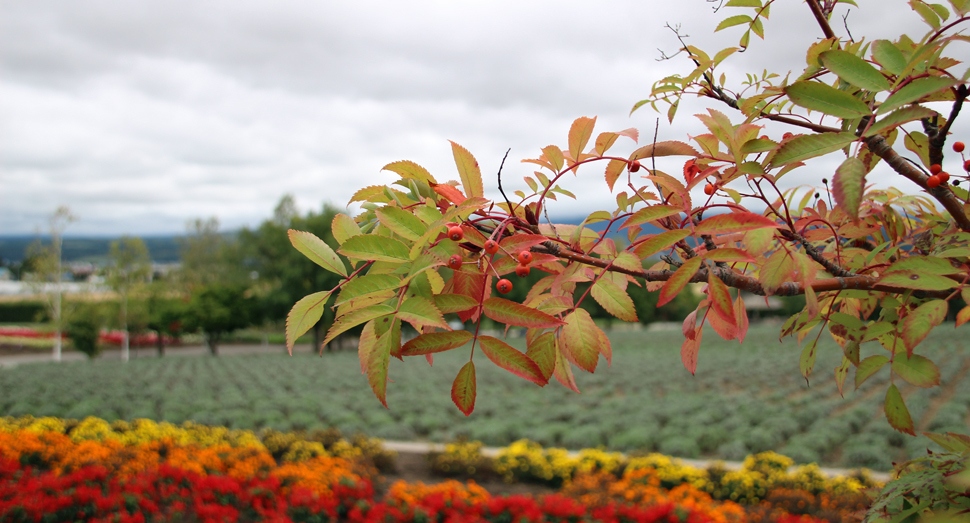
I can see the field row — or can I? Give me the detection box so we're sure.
[1,324,967,470]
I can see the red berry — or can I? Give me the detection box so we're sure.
[927,175,941,188]
[484,239,499,255]
[497,279,513,294]
[518,251,533,265]
[448,226,464,242]
[938,171,950,184]
[515,264,530,277]
[448,254,463,270]
[704,183,716,195]
[931,164,943,174]
[954,141,965,153]
[628,160,641,173]
[782,132,794,140]
[965,159,970,172]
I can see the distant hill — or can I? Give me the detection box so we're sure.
[0,235,183,264]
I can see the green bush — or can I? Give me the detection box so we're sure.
[0,301,49,323]
[65,303,104,359]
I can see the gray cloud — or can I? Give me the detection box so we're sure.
[1,0,965,236]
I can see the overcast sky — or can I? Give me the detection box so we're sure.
[1,0,965,236]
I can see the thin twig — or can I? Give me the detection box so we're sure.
[495,148,514,212]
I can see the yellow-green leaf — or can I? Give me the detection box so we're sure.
[769,132,857,166]
[856,354,889,389]
[434,293,479,314]
[339,235,411,264]
[397,297,449,330]
[568,116,597,161]
[695,212,779,235]
[878,76,961,114]
[561,308,601,373]
[760,250,794,296]
[590,278,638,322]
[450,141,484,198]
[901,299,948,352]
[285,291,332,354]
[382,160,437,185]
[864,106,937,137]
[784,81,872,118]
[526,331,557,382]
[334,274,403,306]
[832,157,866,221]
[820,50,892,92]
[451,361,476,416]
[630,141,700,160]
[376,206,425,242]
[633,229,691,260]
[553,342,580,392]
[893,352,941,388]
[288,230,348,277]
[885,383,915,435]
[871,40,906,75]
[621,205,682,229]
[331,214,361,246]
[879,270,959,291]
[323,304,396,347]
[715,14,752,32]
[799,338,819,379]
[366,323,395,408]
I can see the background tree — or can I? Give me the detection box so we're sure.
[178,217,248,290]
[143,280,185,357]
[64,301,105,360]
[23,206,77,361]
[106,236,151,361]
[240,195,346,351]
[181,284,253,356]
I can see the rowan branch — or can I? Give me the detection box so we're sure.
[533,241,952,299]
[806,0,837,40]
[926,84,968,167]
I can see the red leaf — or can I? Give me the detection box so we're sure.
[431,183,467,205]
[659,257,703,307]
[452,269,488,322]
[451,361,476,416]
[694,212,779,235]
[553,343,580,393]
[481,298,565,329]
[479,336,547,385]
[681,327,702,374]
[707,273,736,328]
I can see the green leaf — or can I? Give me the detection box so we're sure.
[451,361,476,415]
[561,308,601,373]
[760,250,794,296]
[893,352,941,388]
[376,206,426,242]
[401,330,473,356]
[879,270,959,291]
[725,0,761,5]
[323,304,396,347]
[433,293,479,314]
[450,141,484,198]
[382,160,437,185]
[526,332,557,382]
[819,50,892,92]
[331,213,362,245]
[835,356,852,396]
[397,297,449,330]
[633,230,691,260]
[335,274,403,306]
[887,255,964,275]
[911,0,941,27]
[800,338,819,379]
[288,230,348,277]
[285,291,332,353]
[769,132,857,166]
[784,81,872,118]
[708,273,736,328]
[871,40,907,76]
[715,14,752,32]
[366,323,395,408]
[694,212,779,235]
[901,299,948,353]
[339,234,411,264]
[702,248,756,263]
[856,354,889,389]
[620,205,682,229]
[922,432,970,453]
[479,335,547,385]
[568,116,597,162]
[481,298,565,328]
[885,383,915,435]
[658,257,703,307]
[864,106,937,137]
[878,77,961,114]
[832,157,866,221]
[590,278,638,322]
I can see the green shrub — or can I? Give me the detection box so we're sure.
[0,301,49,323]
[65,303,104,359]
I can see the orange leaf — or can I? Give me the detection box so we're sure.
[681,327,703,375]
[451,361,476,416]
[659,257,703,307]
[694,212,779,235]
[707,273,736,328]
[432,183,467,205]
[401,331,473,356]
[561,308,601,373]
[568,117,597,164]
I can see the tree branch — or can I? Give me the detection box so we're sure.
[806,0,837,40]
[927,84,968,167]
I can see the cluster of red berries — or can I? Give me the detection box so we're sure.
[925,141,968,188]
[446,224,536,294]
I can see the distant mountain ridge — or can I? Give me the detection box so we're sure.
[0,235,183,264]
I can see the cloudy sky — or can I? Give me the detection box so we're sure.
[1,0,964,236]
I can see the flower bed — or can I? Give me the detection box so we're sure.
[1,417,872,522]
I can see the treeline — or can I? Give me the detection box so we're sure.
[9,196,801,358]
